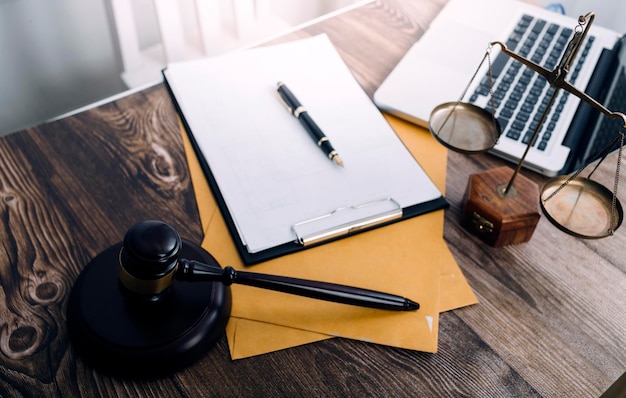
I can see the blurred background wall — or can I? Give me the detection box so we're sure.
[0,0,365,136]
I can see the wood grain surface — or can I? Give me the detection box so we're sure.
[0,0,624,397]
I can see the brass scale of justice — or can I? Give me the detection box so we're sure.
[429,11,624,244]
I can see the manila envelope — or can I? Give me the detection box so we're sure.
[182,114,478,359]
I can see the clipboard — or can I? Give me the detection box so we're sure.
[163,35,448,265]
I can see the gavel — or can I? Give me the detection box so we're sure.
[119,220,419,311]
[67,220,418,376]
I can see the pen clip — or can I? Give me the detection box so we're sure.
[276,90,293,115]
[276,82,295,115]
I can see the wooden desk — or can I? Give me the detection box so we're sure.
[1,0,624,396]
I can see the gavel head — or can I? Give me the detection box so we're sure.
[67,219,232,375]
[118,220,182,302]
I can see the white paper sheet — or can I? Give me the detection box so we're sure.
[164,35,442,253]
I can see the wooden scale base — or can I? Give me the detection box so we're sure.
[66,240,232,377]
[462,166,540,246]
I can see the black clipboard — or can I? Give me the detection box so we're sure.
[162,35,448,265]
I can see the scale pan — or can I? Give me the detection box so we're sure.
[429,102,500,153]
[541,176,623,239]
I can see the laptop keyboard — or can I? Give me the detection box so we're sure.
[469,14,596,152]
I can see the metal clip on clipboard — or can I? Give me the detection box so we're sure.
[291,197,403,246]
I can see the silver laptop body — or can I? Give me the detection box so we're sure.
[374,0,624,176]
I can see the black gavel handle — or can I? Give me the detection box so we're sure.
[176,259,418,312]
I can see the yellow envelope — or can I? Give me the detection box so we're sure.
[182,114,478,359]
[222,239,469,360]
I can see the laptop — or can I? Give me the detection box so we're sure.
[374,0,626,176]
